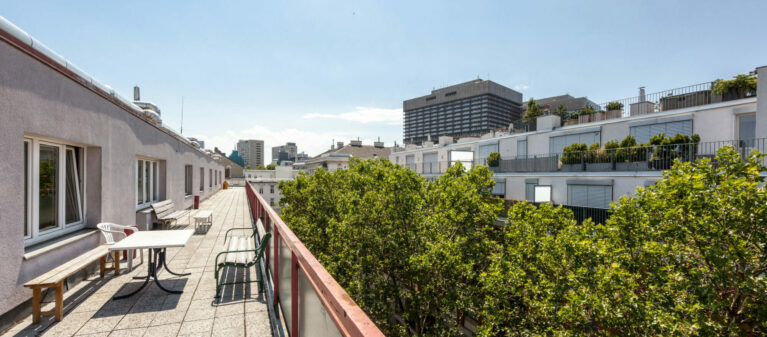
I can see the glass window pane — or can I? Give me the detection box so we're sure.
[39,144,59,232]
[24,142,28,236]
[65,149,82,224]
[153,162,158,201]
[137,160,144,205]
[739,114,756,146]
[145,160,151,202]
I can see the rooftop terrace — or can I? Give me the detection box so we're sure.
[3,188,272,337]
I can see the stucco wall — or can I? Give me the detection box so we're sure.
[0,40,224,316]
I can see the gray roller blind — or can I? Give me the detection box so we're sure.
[479,143,499,163]
[517,140,527,157]
[492,178,506,195]
[567,184,612,209]
[423,153,438,163]
[630,120,692,143]
[525,183,535,201]
[549,131,601,154]
[405,155,415,165]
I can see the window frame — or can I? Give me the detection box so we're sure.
[136,157,159,210]
[199,167,204,192]
[184,165,193,196]
[25,136,87,246]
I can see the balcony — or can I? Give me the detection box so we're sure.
[412,139,766,175]
[5,187,382,337]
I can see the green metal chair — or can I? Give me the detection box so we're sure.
[214,229,271,299]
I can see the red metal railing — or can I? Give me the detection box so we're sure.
[245,183,384,337]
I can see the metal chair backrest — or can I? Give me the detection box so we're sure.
[253,233,272,264]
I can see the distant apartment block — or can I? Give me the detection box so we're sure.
[245,166,300,211]
[236,139,264,168]
[392,68,765,219]
[271,142,307,165]
[533,94,601,114]
[403,79,523,145]
[306,139,391,172]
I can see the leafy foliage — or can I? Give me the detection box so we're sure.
[523,98,543,126]
[279,148,767,336]
[561,143,588,164]
[713,73,757,96]
[605,101,624,111]
[555,104,569,125]
[578,104,597,116]
[486,152,501,167]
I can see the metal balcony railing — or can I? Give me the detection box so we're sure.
[404,139,766,175]
[246,183,384,337]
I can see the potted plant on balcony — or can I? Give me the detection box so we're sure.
[565,112,579,126]
[555,104,568,126]
[578,105,596,124]
[523,98,543,130]
[560,143,587,171]
[486,152,501,172]
[615,135,649,171]
[585,143,612,171]
[713,74,757,102]
[605,101,624,119]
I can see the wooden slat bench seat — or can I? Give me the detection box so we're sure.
[150,200,190,228]
[23,245,119,323]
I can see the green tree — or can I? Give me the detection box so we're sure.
[266,163,277,170]
[523,98,543,127]
[555,103,568,125]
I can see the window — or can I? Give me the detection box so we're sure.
[549,130,601,154]
[209,169,212,188]
[629,119,692,144]
[738,114,756,147]
[259,186,264,194]
[478,143,499,164]
[184,165,193,195]
[270,198,275,206]
[270,185,275,194]
[534,186,552,203]
[25,138,85,245]
[200,167,204,191]
[449,150,474,170]
[492,178,506,196]
[517,139,527,157]
[445,91,457,97]
[567,183,612,209]
[136,158,159,209]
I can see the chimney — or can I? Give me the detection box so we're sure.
[374,137,384,148]
[133,86,140,101]
[331,139,335,150]
[639,86,646,102]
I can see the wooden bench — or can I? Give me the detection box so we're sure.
[24,245,120,323]
[150,200,190,228]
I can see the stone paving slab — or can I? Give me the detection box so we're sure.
[3,188,272,337]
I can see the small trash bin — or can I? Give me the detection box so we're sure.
[194,195,200,209]
[223,181,228,189]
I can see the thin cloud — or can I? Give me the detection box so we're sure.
[514,84,529,90]
[304,106,403,125]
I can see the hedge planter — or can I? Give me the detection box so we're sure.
[593,112,606,122]
[561,163,584,172]
[585,162,612,171]
[616,161,649,171]
[606,110,622,119]
[565,119,579,126]
[578,114,592,124]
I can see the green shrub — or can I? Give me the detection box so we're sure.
[713,73,757,96]
[605,101,624,111]
[578,104,596,116]
[486,152,501,167]
[561,143,587,164]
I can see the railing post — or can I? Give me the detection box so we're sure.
[291,252,299,337]
[273,226,280,306]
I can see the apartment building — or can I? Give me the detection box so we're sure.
[391,68,766,217]
[244,166,300,211]
[0,17,225,328]
[403,79,523,145]
[306,139,392,173]
[236,139,264,168]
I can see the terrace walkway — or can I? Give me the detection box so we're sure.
[4,187,272,337]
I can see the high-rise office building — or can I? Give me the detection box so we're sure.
[236,139,264,168]
[403,79,523,145]
[271,142,298,164]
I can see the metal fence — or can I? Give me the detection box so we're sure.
[246,183,384,337]
[598,82,757,119]
[405,139,766,175]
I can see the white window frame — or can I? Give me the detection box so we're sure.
[136,157,159,210]
[25,136,87,246]
[184,165,193,196]
[199,167,205,192]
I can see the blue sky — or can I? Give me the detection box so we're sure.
[3,1,766,156]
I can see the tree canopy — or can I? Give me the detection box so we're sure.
[278,148,767,336]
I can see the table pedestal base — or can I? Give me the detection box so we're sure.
[113,248,191,300]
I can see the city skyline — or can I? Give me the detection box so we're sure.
[3,1,766,156]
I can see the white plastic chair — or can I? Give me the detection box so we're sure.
[97,222,144,272]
